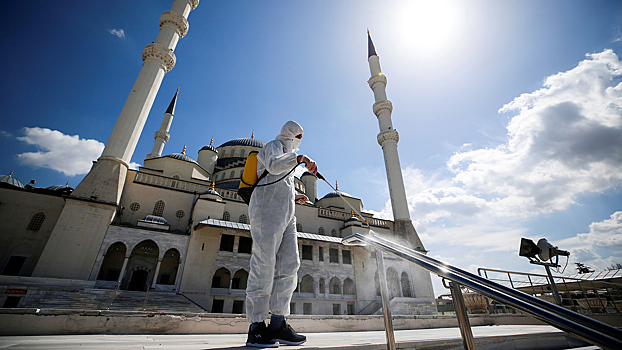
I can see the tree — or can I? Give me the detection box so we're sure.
[606,263,622,271]
[575,263,594,274]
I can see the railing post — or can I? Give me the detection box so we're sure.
[449,281,477,350]
[375,250,396,350]
[544,265,563,305]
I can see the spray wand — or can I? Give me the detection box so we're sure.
[314,171,371,229]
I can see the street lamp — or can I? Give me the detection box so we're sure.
[518,237,570,305]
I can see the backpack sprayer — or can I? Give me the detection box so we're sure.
[238,152,370,228]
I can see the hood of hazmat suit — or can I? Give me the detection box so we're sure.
[246,120,303,323]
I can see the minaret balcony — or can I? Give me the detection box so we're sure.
[368,74,387,90]
[372,100,393,117]
[142,43,176,72]
[377,129,399,146]
[160,10,189,38]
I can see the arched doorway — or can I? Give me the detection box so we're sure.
[97,242,126,281]
[128,269,148,291]
[124,240,159,291]
[157,248,180,285]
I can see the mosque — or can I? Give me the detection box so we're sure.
[0,0,436,316]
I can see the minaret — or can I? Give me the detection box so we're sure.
[147,88,179,159]
[367,31,425,252]
[32,0,199,280]
[72,0,198,204]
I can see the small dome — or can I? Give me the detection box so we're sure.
[345,216,361,222]
[46,184,74,194]
[0,172,24,188]
[141,215,168,225]
[200,144,217,152]
[218,138,266,149]
[321,190,354,200]
[164,153,198,164]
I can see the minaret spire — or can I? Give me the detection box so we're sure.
[367,31,425,251]
[147,89,178,159]
[367,29,377,58]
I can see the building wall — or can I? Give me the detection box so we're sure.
[0,188,65,277]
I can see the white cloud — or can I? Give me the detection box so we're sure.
[108,28,126,39]
[558,211,622,271]
[16,127,104,177]
[393,50,622,227]
[129,162,140,170]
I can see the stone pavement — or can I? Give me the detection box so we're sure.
[0,325,587,350]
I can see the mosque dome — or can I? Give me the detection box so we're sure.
[46,183,74,194]
[141,215,168,225]
[200,144,217,152]
[0,172,25,188]
[320,190,355,200]
[164,153,198,164]
[218,138,266,149]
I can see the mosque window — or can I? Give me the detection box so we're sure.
[129,202,141,212]
[214,174,218,181]
[175,210,185,219]
[318,247,324,261]
[222,211,230,221]
[152,200,165,216]
[232,300,244,314]
[329,248,339,263]
[318,227,325,235]
[238,237,252,254]
[302,245,313,261]
[319,278,325,293]
[331,229,337,237]
[333,304,341,315]
[229,171,235,179]
[343,278,355,295]
[238,214,248,224]
[303,303,312,315]
[296,223,303,232]
[342,250,352,264]
[26,212,46,231]
[240,149,245,158]
[219,234,234,252]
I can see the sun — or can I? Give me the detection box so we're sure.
[393,0,465,61]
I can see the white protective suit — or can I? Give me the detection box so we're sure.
[246,121,303,323]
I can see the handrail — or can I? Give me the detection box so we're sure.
[478,267,622,286]
[342,233,622,350]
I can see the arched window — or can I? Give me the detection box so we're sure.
[26,212,46,231]
[158,248,180,285]
[296,223,303,232]
[97,242,126,281]
[401,272,412,297]
[240,149,245,158]
[222,211,230,221]
[319,227,325,235]
[319,278,325,294]
[153,200,165,216]
[331,229,337,237]
[343,278,355,295]
[300,274,314,293]
[232,269,249,289]
[229,171,235,179]
[329,277,341,295]
[211,267,231,288]
[239,214,248,224]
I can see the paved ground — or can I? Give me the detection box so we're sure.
[0,325,564,349]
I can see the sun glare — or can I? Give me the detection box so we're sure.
[393,0,465,61]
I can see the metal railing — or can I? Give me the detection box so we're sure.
[477,267,622,314]
[342,232,622,350]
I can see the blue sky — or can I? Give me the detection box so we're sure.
[2,1,622,295]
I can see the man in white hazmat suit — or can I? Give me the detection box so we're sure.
[245,120,318,348]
